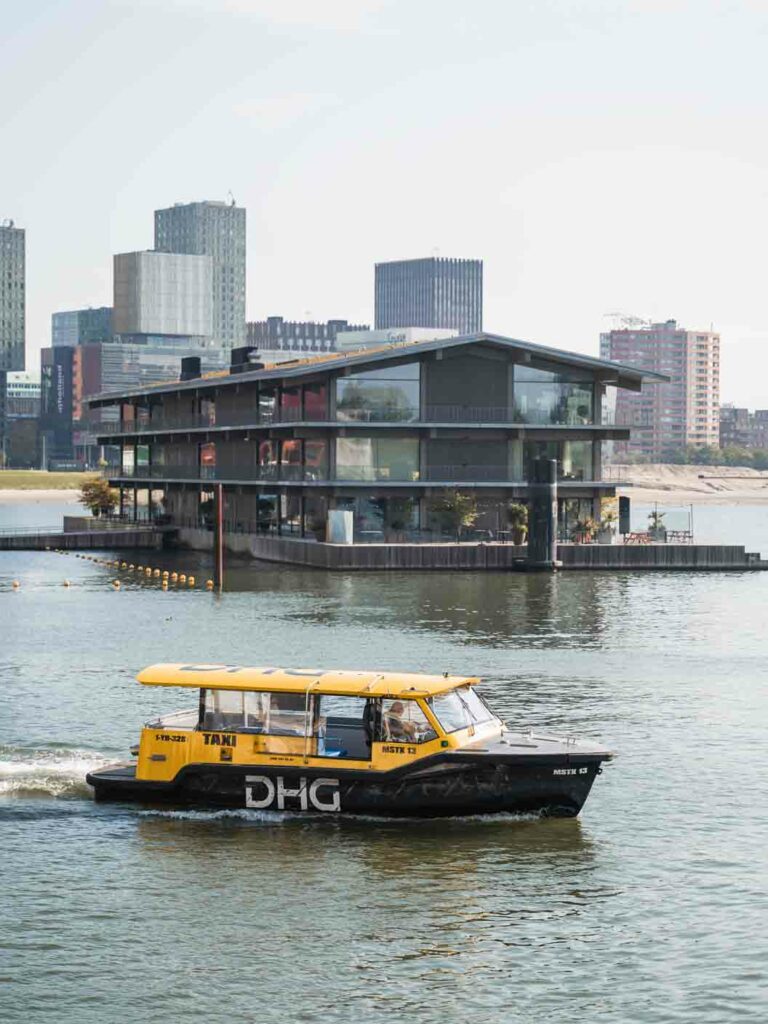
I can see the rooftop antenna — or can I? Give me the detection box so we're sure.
[227,190,236,206]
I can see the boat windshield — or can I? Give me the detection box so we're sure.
[428,687,498,734]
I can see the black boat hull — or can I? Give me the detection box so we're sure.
[87,755,604,818]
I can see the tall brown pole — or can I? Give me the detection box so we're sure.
[214,483,224,591]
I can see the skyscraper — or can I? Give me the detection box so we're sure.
[375,257,483,334]
[154,200,246,347]
[600,319,720,458]
[0,220,25,462]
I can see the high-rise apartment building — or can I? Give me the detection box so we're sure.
[375,257,483,334]
[600,320,720,458]
[0,220,25,461]
[154,200,246,347]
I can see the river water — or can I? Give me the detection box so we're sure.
[1,501,767,1023]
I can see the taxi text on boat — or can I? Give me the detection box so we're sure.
[85,664,613,817]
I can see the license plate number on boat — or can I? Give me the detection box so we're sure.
[552,767,590,776]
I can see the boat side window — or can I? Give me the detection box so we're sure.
[268,693,310,736]
[380,699,436,744]
[316,695,373,759]
[428,687,497,734]
[201,688,246,732]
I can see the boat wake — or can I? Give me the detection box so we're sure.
[138,807,288,823]
[0,744,114,799]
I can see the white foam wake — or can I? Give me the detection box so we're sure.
[0,745,115,798]
[138,807,287,823]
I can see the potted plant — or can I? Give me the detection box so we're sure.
[597,508,618,543]
[431,490,479,542]
[648,509,667,542]
[506,502,528,545]
[570,517,598,544]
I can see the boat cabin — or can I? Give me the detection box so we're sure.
[135,663,502,783]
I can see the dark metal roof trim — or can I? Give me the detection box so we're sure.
[86,331,669,407]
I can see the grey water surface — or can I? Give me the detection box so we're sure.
[1,503,767,1023]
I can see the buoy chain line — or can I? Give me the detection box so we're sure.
[19,548,215,591]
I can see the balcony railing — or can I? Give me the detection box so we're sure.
[107,463,594,485]
[95,404,606,434]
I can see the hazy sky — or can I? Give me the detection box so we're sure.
[3,0,768,405]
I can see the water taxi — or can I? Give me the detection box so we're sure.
[86,664,612,817]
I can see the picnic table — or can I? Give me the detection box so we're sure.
[666,530,693,544]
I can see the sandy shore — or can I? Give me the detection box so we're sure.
[0,489,81,505]
[1,465,767,507]
[613,464,768,505]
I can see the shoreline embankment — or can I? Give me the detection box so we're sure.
[613,464,768,505]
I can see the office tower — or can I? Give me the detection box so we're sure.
[375,257,483,334]
[0,220,25,462]
[246,316,370,355]
[52,307,113,347]
[600,319,720,458]
[113,251,212,341]
[154,200,246,347]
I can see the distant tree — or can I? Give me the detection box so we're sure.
[430,490,479,541]
[752,450,768,471]
[78,476,118,517]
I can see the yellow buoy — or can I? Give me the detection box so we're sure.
[153,568,161,578]
[188,576,195,587]
[12,580,20,589]
[206,579,214,590]
[161,580,169,590]
[145,567,152,576]
[113,580,121,589]
[63,580,71,587]
[162,570,169,578]
[129,564,135,570]
[179,574,186,583]
[170,572,178,582]
[121,562,127,570]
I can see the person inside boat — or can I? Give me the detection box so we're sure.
[383,701,418,742]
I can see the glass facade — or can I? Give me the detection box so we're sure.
[333,495,419,542]
[335,437,420,481]
[523,440,593,481]
[336,362,420,423]
[259,386,276,424]
[280,386,301,422]
[304,440,328,481]
[258,440,278,479]
[513,361,593,426]
[303,382,327,420]
[280,438,303,480]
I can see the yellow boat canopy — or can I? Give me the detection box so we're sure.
[136,663,478,698]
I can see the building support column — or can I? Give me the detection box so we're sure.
[526,458,560,571]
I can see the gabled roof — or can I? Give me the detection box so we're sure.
[87,331,668,406]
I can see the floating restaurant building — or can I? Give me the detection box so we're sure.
[88,332,665,547]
